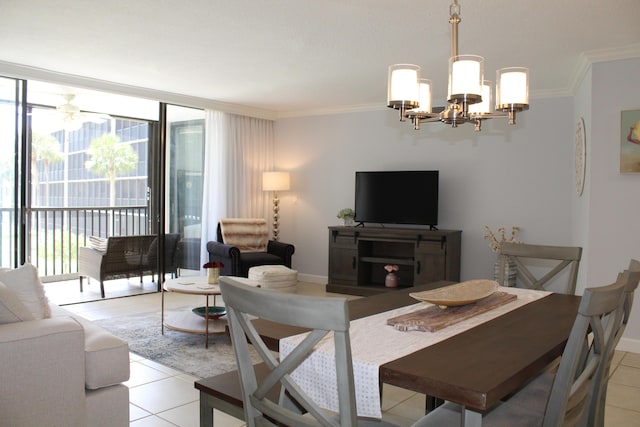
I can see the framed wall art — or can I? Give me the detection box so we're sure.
[620,109,640,173]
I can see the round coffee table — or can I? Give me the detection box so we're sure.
[162,276,226,348]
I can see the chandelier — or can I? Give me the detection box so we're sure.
[387,0,529,131]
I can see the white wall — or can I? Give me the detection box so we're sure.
[586,58,640,351]
[274,97,574,282]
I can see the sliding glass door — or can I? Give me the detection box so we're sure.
[0,77,24,268]
[164,105,205,273]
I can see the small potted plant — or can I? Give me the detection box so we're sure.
[203,261,224,284]
[337,208,355,226]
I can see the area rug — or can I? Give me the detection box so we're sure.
[94,308,259,379]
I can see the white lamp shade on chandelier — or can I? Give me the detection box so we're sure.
[496,67,529,108]
[386,0,529,131]
[448,55,483,101]
[387,64,420,109]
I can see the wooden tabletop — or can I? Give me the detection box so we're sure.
[379,292,580,411]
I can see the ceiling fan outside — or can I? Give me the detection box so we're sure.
[56,93,111,128]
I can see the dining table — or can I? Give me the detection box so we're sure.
[251,281,581,427]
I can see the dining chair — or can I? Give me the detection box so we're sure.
[586,260,640,427]
[498,242,583,294]
[219,276,397,427]
[411,277,626,427]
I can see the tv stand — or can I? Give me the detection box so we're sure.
[327,226,461,296]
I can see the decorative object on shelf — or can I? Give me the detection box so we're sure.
[203,261,224,284]
[575,117,586,195]
[337,208,355,226]
[386,0,529,131]
[483,226,520,287]
[620,109,640,173]
[384,264,400,288]
[262,171,291,241]
[192,306,227,319]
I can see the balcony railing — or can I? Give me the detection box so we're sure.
[24,206,150,279]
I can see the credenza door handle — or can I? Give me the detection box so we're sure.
[352,256,356,269]
[416,260,421,275]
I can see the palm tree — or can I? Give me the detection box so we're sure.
[31,132,63,205]
[85,134,138,207]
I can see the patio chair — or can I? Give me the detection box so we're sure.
[498,242,583,294]
[219,276,396,427]
[411,276,626,427]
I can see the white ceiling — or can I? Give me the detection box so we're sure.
[1,0,639,117]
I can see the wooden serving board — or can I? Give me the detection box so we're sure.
[387,291,517,332]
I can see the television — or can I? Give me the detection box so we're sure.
[354,170,439,227]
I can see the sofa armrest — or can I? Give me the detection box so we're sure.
[78,246,105,281]
[0,316,87,426]
[207,241,240,276]
[267,240,295,267]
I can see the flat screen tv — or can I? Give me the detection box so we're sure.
[354,170,439,227]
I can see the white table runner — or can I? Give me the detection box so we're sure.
[279,287,550,418]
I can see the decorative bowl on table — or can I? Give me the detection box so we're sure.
[192,306,227,319]
[409,279,499,309]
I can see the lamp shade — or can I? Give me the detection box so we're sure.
[468,80,492,114]
[496,67,529,109]
[387,64,420,108]
[262,171,290,192]
[448,55,483,101]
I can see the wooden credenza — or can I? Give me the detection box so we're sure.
[327,226,461,296]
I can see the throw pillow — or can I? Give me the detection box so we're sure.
[0,281,36,324]
[0,263,51,319]
[88,235,108,252]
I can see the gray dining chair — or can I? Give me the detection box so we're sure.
[586,260,640,426]
[411,277,626,427]
[498,242,583,294]
[219,276,397,427]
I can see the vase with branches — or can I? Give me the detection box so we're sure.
[483,226,520,287]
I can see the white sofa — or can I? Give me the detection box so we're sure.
[0,264,130,427]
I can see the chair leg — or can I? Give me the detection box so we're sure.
[100,280,105,298]
[426,395,444,413]
[79,276,83,292]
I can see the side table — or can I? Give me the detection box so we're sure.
[162,276,227,348]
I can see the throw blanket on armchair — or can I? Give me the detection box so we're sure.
[220,218,269,252]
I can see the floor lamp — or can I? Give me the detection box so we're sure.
[262,171,290,241]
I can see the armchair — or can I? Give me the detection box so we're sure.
[206,218,295,277]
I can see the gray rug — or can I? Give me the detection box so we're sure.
[94,308,258,379]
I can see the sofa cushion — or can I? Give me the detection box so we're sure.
[50,305,130,389]
[0,263,51,319]
[0,281,36,324]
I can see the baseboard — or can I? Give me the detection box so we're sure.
[298,273,327,285]
[617,337,640,354]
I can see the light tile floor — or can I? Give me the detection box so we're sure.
[53,280,640,427]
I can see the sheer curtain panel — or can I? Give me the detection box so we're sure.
[200,110,274,267]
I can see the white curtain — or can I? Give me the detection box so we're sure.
[200,110,274,267]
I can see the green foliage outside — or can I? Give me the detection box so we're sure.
[85,134,138,207]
